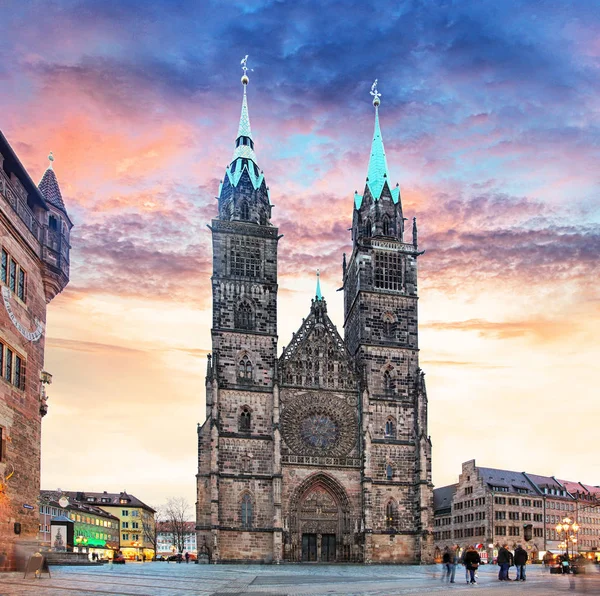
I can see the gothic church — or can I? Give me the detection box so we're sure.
[196,70,433,564]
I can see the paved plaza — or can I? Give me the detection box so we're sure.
[1,563,600,596]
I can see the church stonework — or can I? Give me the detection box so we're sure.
[196,74,434,564]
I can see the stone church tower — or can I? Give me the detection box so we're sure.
[196,71,433,564]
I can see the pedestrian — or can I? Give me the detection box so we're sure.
[449,544,459,584]
[497,544,512,581]
[463,545,481,585]
[513,544,528,581]
[185,551,190,564]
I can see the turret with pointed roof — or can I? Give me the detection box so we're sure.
[37,152,72,301]
[217,70,271,226]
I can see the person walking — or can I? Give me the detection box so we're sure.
[463,545,481,585]
[442,548,451,582]
[185,551,190,564]
[497,544,512,581]
[449,544,459,584]
[513,544,528,581]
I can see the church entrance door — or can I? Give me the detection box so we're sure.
[301,534,318,561]
[321,534,336,562]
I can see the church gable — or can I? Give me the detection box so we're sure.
[279,298,357,391]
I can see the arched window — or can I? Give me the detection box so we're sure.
[239,407,251,432]
[240,201,250,220]
[385,418,395,437]
[382,215,390,236]
[364,219,372,237]
[49,215,58,231]
[382,313,394,337]
[238,355,252,382]
[236,301,253,330]
[383,370,393,395]
[241,494,253,528]
[386,500,397,528]
[386,463,393,481]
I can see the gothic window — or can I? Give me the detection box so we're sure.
[239,407,251,432]
[241,494,253,528]
[383,370,393,395]
[382,312,394,338]
[240,201,250,220]
[374,251,402,291]
[382,215,390,236]
[364,219,372,237]
[384,417,395,438]
[49,215,58,231]
[230,237,261,277]
[386,463,394,481]
[238,355,252,382]
[386,500,397,528]
[236,301,254,330]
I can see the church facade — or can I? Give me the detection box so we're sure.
[196,72,433,564]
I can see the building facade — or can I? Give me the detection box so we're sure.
[157,521,197,558]
[433,460,600,562]
[196,73,433,563]
[0,137,71,571]
[39,490,120,559]
[65,491,156,560]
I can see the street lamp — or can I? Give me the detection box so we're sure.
[555,517,579,560]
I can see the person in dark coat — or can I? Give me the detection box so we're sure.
[463,546,481,585]
[442,548,451,582]
[513,545,528,581]
[497,544,512,580]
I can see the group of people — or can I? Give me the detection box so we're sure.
[497,544,528,581]
[441,543,528,585]
[441,545,480,585]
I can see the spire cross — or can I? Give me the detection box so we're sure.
[370,79,381,108]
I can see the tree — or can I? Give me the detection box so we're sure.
[141,505,161,560]
[163,497,191,554]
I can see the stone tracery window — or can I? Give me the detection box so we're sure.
[238,355,252,382]
[240,201,250,220]
[239,406,251,432]
[374,251,402,291]
[364,219,372,237]
[382,215,390,236]
[383,370,393,395]
[386,499,398,528]
[236,301,254,330]
[382,312,395,338]
[384,417,395,438]
[240,493,253,528]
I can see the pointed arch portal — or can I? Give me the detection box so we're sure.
[286,473,356,562]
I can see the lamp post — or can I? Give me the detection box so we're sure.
[555,517,579,560]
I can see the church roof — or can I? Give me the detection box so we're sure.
[279,294,357,390]
[354,86,400,209]
[38,156,67,213]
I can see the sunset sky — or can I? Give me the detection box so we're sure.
[1,0,599,509]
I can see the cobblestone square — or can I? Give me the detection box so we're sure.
[1,563,599,595]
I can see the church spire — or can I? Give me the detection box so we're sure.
[354,81,400,209]
[219,55,266,195]
[315,269,323,301]
[38,151,68,213]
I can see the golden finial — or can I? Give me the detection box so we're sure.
[241,55,250,86]
[48,151,54,169]
[370,79,381,107]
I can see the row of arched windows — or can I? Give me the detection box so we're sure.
[361,215,393,238]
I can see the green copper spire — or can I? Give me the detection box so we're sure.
[355,80,400,209]
[315,269,323,301]
[221,56,266,192]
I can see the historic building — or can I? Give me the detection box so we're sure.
[39,490,120,559]
[196,68,433,563]
[0,136,71,571]
[65,490,157,561]
[433,460,600,562]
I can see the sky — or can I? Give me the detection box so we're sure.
[1,0,599,510]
